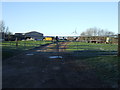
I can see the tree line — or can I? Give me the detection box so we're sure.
[80,27,115,36]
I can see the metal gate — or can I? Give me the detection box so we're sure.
[41,36,118,57]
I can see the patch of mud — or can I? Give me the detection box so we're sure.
[52,66,61,70]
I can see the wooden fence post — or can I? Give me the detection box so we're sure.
[15,37,18,47]
[24,41,26,50]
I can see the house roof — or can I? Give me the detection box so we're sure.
[25,31,43,35]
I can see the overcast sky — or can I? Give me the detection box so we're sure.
[2,2,118,36]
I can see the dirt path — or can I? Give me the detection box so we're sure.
[2,42,111,88]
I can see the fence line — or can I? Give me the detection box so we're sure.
[2,41,53,51]
[37,41,118,53]
[2,40,118,53]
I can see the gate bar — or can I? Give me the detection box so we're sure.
[118,34,120,56]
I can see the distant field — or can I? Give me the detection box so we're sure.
[66,42,118,51]
[1,41,52,59]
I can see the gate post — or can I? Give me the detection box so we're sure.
[118,34,120,56]
[118,2,120,56]
[15,37,18,47]
[56,36,59,55]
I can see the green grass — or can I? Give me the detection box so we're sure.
[83,56,119,88]
[66,42,118,51]
[1,40,52,60]
[65,42,119,87]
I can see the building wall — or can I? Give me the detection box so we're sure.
[25,31,43,40]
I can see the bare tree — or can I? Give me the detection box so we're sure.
[80,32,86,36]
[104,29,114,36]
[85,28,93,36]
[0,21,6,39]
[0,21,12,40]
[0,21,5,33]
[80,27,115,36]
[92,27,98,36]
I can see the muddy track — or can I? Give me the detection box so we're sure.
[36,41,70,52]
[58,42,70,52]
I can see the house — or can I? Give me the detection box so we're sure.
[14,33,25,40]
[15,33,24,36]
[25,31,44,41]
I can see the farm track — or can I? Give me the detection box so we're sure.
[36,42,70,52]
[58,42,70,52]
[2,41,113,88]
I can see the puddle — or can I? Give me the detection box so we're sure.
[49,56,63,59]
[52,66,61,70]
[26,53,34,56]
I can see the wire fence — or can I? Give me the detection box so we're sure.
[2,41,52,51]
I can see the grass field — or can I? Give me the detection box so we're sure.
[1,40,52,60]
[81,56,119,88]
[66,42,118,51]
[64,42,119,87]
[2,41,118,59]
